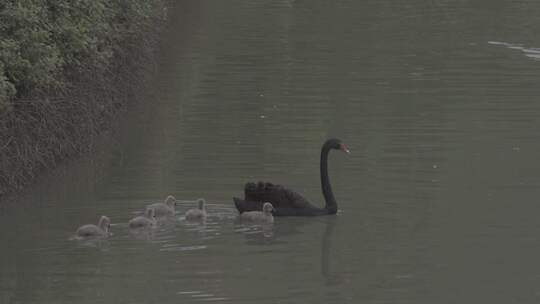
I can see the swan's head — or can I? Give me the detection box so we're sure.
[164,195,176,209]
[262,202,274,214]
[197,198,206,210]
[328,138,350,154]
[145,208,156,219]
[98,216,111,232]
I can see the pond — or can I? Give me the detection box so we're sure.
[2,0,540,303]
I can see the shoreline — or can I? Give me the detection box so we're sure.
[0,1,167,199]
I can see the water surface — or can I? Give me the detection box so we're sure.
[2,0,540,303]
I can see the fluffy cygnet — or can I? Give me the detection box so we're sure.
[146,195,176,217]
[76,216,111,238]
[129,208,157,229]
[185,198,207,221]
[239,202,274,223]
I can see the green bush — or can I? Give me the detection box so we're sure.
[0,0,165,110]
[0,62,16,111]
[0,0,62,98]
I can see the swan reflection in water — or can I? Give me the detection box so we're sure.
[320,216,344,286]
[234,211,342,284]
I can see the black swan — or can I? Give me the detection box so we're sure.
[233,138,349,216]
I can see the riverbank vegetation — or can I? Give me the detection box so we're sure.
[0,0,167,197]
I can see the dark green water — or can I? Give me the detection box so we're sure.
[2,1,540,303]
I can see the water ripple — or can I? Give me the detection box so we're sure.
[488,40,540,60]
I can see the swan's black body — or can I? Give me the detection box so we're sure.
[233,138,349,216]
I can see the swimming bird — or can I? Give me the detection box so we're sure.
[129,208,157,229]
[233,138,349,216]
[239,202,274,223]
[146,195,176,217]
[185,198,207,221]
[76,216,111,238]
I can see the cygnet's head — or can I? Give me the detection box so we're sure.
[164,195,176,208]
[197,198,206,210]
[262,202,274,214]
[98,216,111,232]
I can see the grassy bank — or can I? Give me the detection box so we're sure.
[0,0,167,197]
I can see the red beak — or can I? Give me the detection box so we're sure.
[339,143,350,154]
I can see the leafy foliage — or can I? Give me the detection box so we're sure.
[0,0,165,197]
[0,0,165,110]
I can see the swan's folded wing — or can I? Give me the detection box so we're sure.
[282,187,315,209]
[233,197,264,213]
[243,181,315,209]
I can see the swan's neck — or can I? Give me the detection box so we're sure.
[320,142,337,214]
[99,220,108,232]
